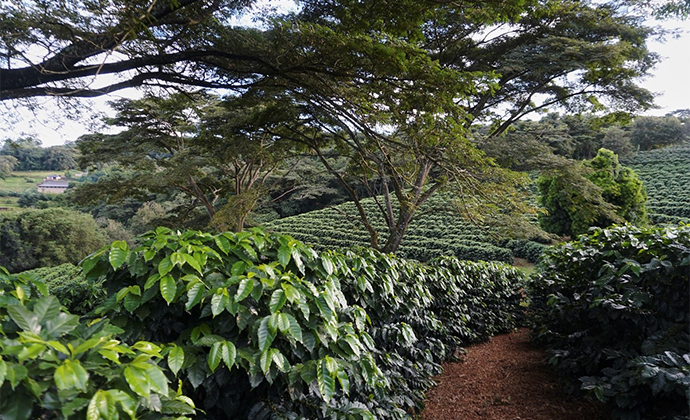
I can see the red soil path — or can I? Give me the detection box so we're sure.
[421,329,610,420]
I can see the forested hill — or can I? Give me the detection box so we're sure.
[625,142,690,224]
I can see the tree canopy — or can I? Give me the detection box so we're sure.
[1,0,668,252]
[537,148,648,237]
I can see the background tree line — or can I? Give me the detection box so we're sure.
[0,137,78,172]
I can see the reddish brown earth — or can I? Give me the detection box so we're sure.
[421,329,610,420]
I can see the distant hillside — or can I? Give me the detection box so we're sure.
[0,171,64,209]
[626,143,690,224]
[264,194,546,264]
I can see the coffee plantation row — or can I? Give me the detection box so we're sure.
[626,143,690,224]
[528,224,690,420]
[3,223,688,419]
[0,227,527,420]
[265,195,546,264]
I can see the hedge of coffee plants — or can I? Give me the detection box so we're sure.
[0,267,197,419]
[626,143,690,225]
[265,195,546,263]
[17,264,104,314]
[1,227,527,419]
[528,224,690,420]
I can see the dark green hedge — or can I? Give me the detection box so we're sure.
[17,263,104,314]
[528,224,690,420]
[1,228,527,420]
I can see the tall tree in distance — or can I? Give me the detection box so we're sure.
[76,91,302,231]
[0,155,17,179]
[630,115,687,151]
[537,148,647,237]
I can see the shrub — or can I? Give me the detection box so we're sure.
[18,264,105,314]
[84,228,527,419]
[84,228,382,420]
[0,267,195,420]
[1,227,528,420]
[528,224,690,420]
[0,208,108,272]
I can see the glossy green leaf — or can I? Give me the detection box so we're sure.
[108,247,129,270]
[317,359,335,402]
[257,316,276,352]
[143,248,156,262]
[144,273,160,290]
[183,253,203,274]
[146,365,169,395]
[124,365,150,398]
[215,235,231,254]
[269,289,287,313]
[185,281,205,310]
[33,295,61,323]
[284,314,303,342]
[86,390,108,420]
[271,348,289,372]
[291,247,305,274]
[321,256,334,275]
[276,313,290,332]
[160,275,177,305]
[259,349,272,375]
[281,283,300,303]
[208,342,222,372]
[7,305,40,333]
[0,358,7,387]
[168,345,184,376]
[235,278,254,302]
[277,245,291,267]
[221,341,236,368]
[336,368,350,395]
[54,360,88,391]
[211,289,229,317]
[158,256,173,276]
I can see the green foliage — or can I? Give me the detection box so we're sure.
[586,149,647,224]
[630,116,687,151]
[0,155,17,179]
[528,224,690,420]
[18,264,104,315]
[0,267,196,420]
[537,149,647,237]
[265,194,545,263]
[0,208,109,273]
[76,227,527,419]
[317,248,527,418]
[0,138,77,171]
[625,143,690,224]
[83,228,382,419]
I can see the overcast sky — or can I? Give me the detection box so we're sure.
[2,14,688,148]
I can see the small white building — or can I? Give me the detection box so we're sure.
[37,176,70,194]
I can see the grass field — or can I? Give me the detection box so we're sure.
[0,196,20,209]
[0,171,62,193]
[0,171,64,210]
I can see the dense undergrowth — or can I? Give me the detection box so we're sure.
[528,224,690,420]
[0,227,526,419]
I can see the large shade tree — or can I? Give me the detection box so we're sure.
[76,91,302,231]
[0,0,664,252]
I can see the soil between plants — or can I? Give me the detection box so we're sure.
[421,328,610,420]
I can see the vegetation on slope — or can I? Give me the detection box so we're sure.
[265,194,548,264]
[625,142,690,224]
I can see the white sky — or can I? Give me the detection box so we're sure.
[1,12,688,147]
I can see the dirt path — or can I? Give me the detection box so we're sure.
[421,329,610,420]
